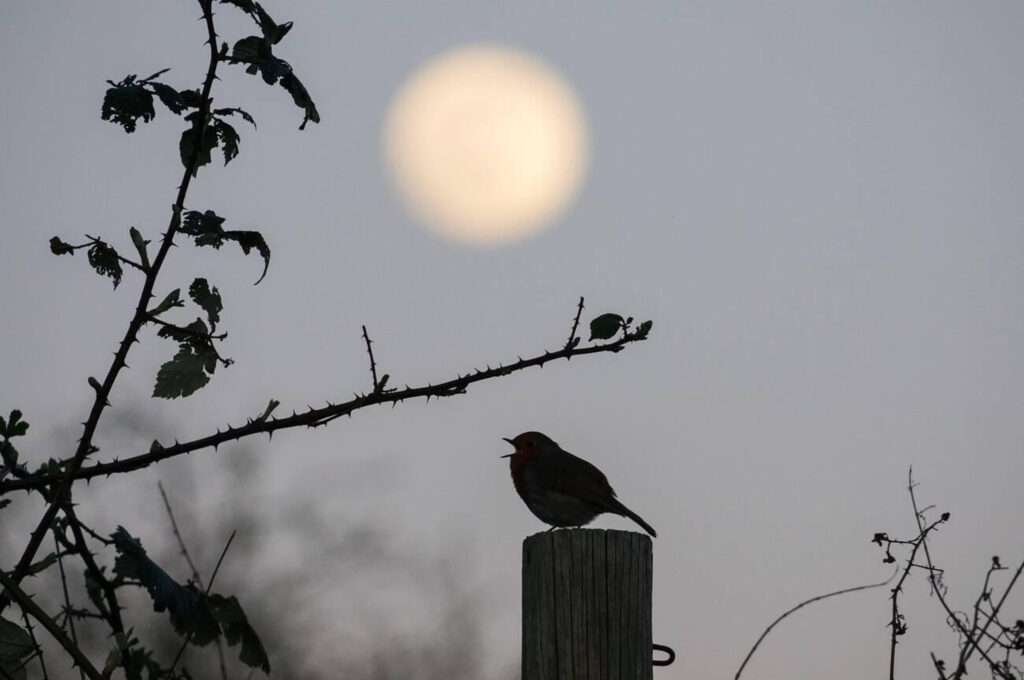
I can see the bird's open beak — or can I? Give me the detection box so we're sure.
[501,437,515,458]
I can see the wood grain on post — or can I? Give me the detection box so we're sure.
[522,529,653,680]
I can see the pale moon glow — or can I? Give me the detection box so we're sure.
[384,45,589,246]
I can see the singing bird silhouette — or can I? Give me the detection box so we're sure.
[502,431,656,537]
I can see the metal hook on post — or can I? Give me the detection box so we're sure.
[652,643,675,667]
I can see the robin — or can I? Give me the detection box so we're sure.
[502,431,656,537]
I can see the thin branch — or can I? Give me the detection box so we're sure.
[564,296,585,350]
[0,0,225,611]
[906,469,1004,675]
[889,516,947,680]
[158,482,204,587]
[168,530,236,674]
[19,607,49,680]
[361,325,381,391]
[206,530,236,594]
[159,483,229,679]
[1,321,651,493]
[734,571,895,680]
[53,529,85,680]
[955,559,1024,678]
[60,503,136,680]
[0,570,102,680]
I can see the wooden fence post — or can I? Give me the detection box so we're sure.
[522,528,653,680]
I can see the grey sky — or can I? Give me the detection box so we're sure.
[2,2,1023,678]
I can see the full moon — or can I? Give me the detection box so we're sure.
[383,45,589,246]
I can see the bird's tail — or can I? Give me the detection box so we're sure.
[609,498,657,538]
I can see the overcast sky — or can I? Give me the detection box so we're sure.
[2,2,1023,679]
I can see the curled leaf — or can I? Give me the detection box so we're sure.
[87,241,124,288]
[49,236,75,255]
[129,227,150,268]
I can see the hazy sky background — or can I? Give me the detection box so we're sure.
[2,2,1023,678]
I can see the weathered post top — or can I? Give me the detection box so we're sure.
[522,528,653,680]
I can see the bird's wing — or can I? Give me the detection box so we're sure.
[534,448,618,507]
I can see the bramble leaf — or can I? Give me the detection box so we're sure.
[87,241,124,288]
[0,616,34,679]
[181,209,225,238]
[229,231,270,283]
[229,34,319,129]
[182,210,271,284]
[112,527,219,642]
[157,318,214,359]
[213,118,240,165]
[101,75,155,133]
[150,82,188,115]
[3,410,28,438]
[179,112,218,175]
[153,346,213,399]
[280,71,320,130]
[253,3,292,45]
[121,644,164,680]
[589,313,624,341]
[214,107,256,128]
[208,595,270,672]
[178,89,203,109]
[112,527,270,671]
[189,278,222,328]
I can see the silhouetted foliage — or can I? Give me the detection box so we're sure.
[1,1,652,678]
[180,210,271,284]
[871,472,1023,680]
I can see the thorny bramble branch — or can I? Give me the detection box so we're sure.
[0,0,225,614]
[1,301,651,493]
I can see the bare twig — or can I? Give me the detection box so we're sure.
[60,504,136,680]
[159,483,229,679]
[361,324,381,391]
[206,530,236,593]
[53,529,86,680]
[168,529,237,675]
[734,571,895,680]
[888,515,947,680]
[564,296,585,350]
[0,0,226,612]
[954,559,1024,678]
[0,570,102,680]
[904,469,1006,676]
[158,482,204,587]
